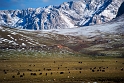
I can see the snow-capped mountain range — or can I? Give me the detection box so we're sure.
[0,0,123,30]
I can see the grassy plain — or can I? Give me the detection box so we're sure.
[0,54,124,83]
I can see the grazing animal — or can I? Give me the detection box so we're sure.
[39,73,42,75]
[31,73,37,76]
[20,75,23,77]
[53,79,56,81]
[79,71,81,73]
[27,69,32,71]
[92,70,95,72]
[94,67,96,69]
[17,72,20,75]
[121,68,123,71]
[31,73,33,75]
[102,70,105,72]
[78,61,82,63]
[60,72,64,74]
[99,67,102,69]
[4,71,7,74]
[3,70,7,74]
[12,75,15,78]
[103,68,105,69]
[33,73,36,75]
[3,70,5,72]
[80,68,82,70]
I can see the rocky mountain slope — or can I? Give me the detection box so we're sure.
[0,13,124,57]
[0,0,123,30]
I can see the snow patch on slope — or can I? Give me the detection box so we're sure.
[44,21,123,37]
[101,10,116,19]
[60,13,74,28]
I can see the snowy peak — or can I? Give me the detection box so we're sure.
[0,0,123,30]
[79,0,113,26]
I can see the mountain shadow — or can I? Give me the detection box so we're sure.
[116,2,124,17]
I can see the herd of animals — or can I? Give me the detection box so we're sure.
[1,60,124,83]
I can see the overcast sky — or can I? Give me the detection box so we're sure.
[0,0,71,10]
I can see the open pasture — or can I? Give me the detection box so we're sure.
[0,57,124,83]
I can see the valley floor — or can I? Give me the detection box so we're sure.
[0,56,124,83]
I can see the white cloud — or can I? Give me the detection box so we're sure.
[42,0,49,2]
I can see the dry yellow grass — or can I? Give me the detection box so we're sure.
[0,56,124,83]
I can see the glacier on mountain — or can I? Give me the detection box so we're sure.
[0,0,123,30]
